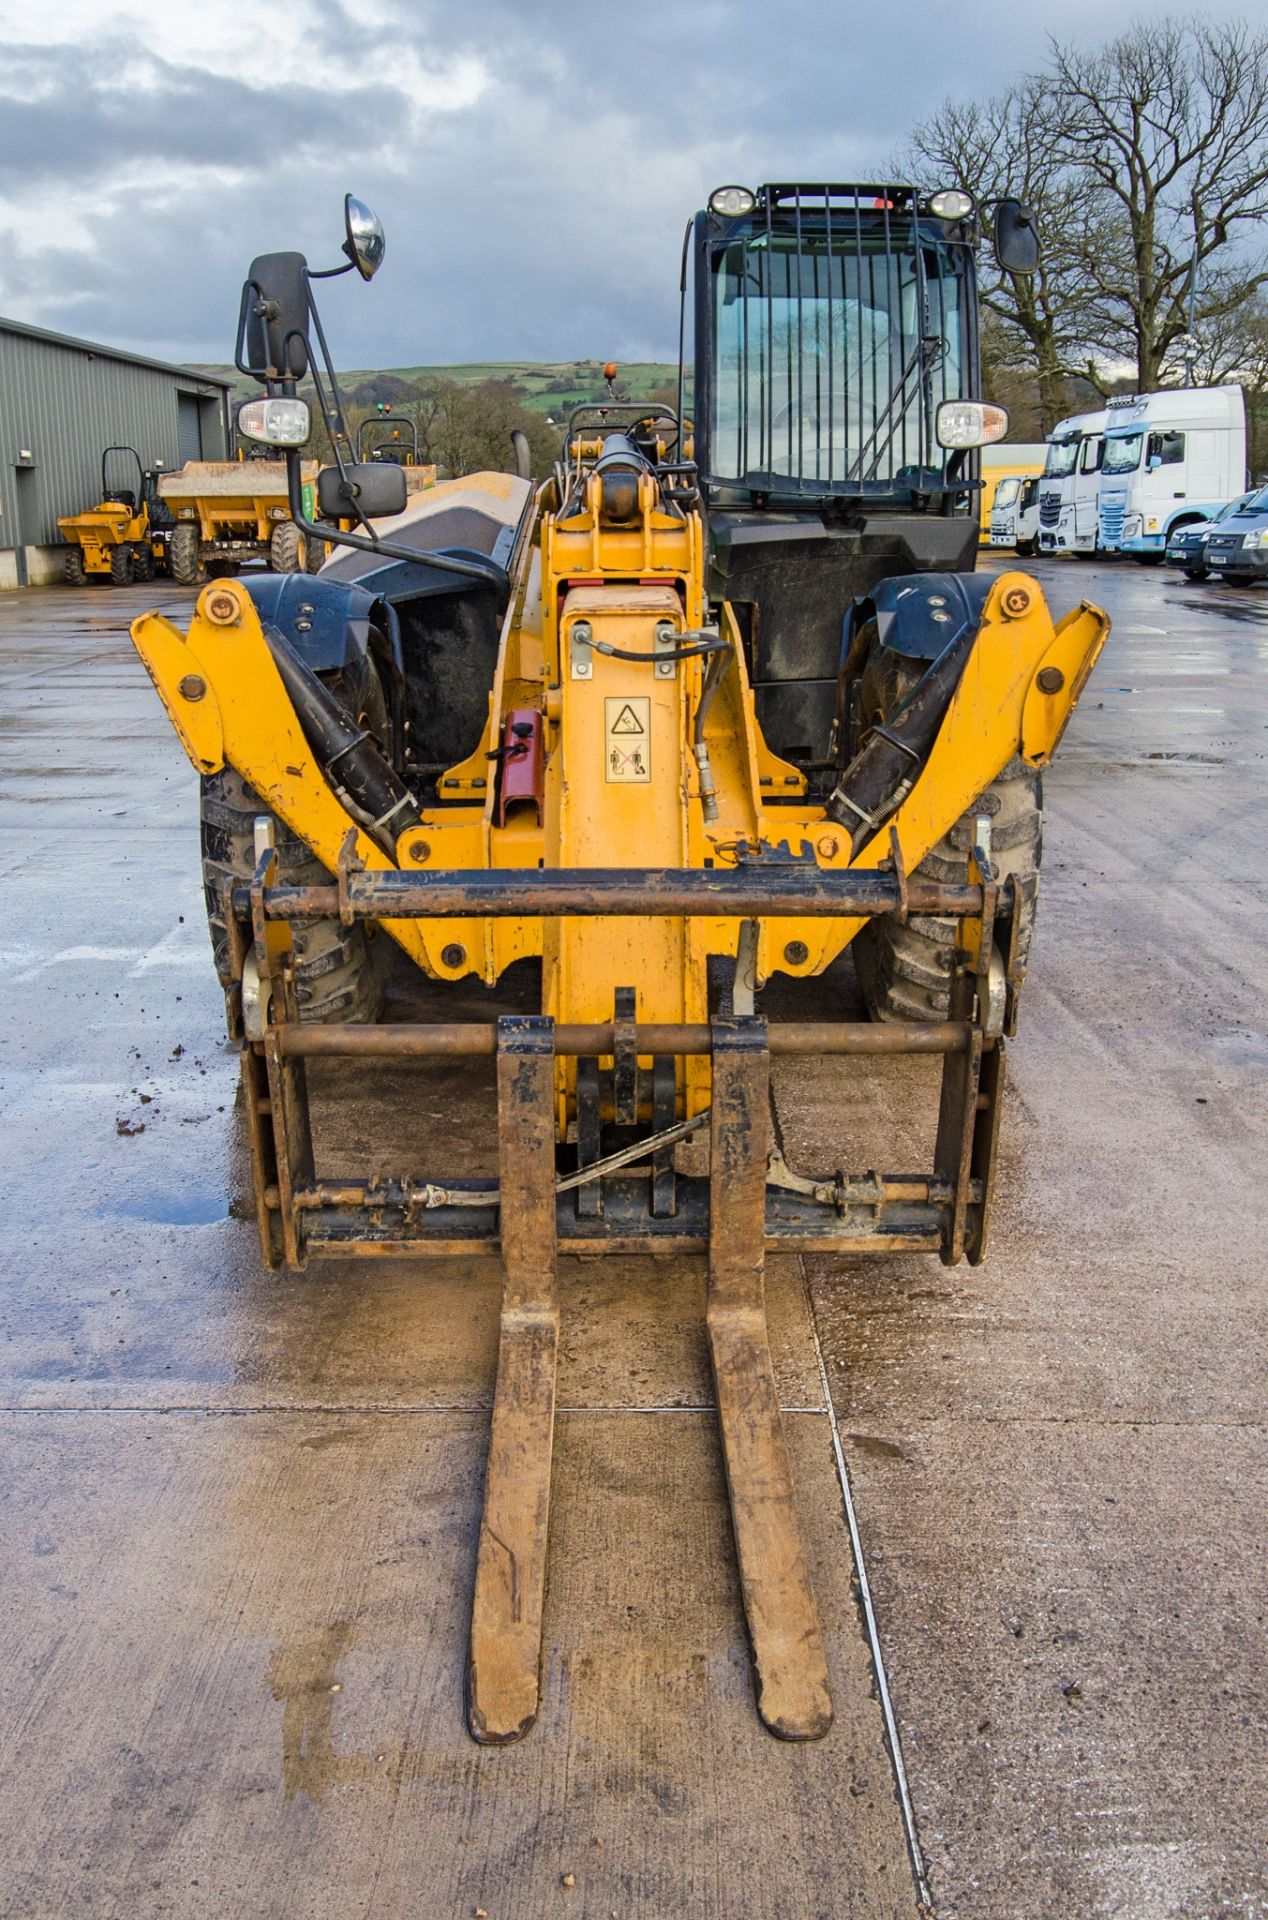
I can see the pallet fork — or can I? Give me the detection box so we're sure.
[230,828,1006,1742]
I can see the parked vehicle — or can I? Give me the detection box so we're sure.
[158,458,320,583]
[1037,409,1106,553]
[1098,385,1246,562]
[1197,483,1268,582]
[1165,489,1261,580]
[978,443,1045,544]
[989,473,1040,554]
[57,446,173,586]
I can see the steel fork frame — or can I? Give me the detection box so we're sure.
[232,842,1007,1741]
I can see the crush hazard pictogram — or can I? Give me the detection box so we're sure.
[604,696,651,782]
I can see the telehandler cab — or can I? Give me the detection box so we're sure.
[132,187,1108,1746]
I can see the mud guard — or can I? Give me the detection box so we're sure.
[841,570,994,671]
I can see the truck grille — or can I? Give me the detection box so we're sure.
[1098,492,1126,545]
[1038,489,1061,528]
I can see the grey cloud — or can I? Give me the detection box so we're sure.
[3,0,1263,366]
[0,43,410,183]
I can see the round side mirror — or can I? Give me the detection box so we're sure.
[343,194,386,281]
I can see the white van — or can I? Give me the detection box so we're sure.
[1097,385,1246,560]
[1037,409,1107,553]
[989,474,1040,554]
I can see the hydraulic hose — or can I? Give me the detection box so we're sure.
[265,628,423,859]
[826,622,978,854]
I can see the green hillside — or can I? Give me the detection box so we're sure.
[197,360,680,415]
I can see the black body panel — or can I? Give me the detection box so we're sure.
[315,501,521,789]
[708,510,979,765]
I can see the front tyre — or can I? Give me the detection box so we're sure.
[170,523,205,587]
[109,544,135,587]
[849,648,1043,1023]
[199,768,387,1024]
[269,521,304,573]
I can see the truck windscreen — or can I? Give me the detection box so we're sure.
[1102,433,1143,475]
[1044,440,1078,479]
[710,222,968,498]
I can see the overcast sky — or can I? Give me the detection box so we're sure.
[1,0,1263,371]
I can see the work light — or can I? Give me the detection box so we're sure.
[936,400,1008,450]
[929,188,974,220]
[238,396,311,447]
[709,186,757,217]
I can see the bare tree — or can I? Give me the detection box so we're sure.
[1050,16,1268,389]
[906,82,1091,429]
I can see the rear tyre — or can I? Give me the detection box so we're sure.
[131,542,155,584]
[170,523,205,587]
[199,767,387,1024]
[63,546,87,587]
[304,532,327,574]
[270,521,303,573]
[109,544,135,587]
[849,648,1044,1023]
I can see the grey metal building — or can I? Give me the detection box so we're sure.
[0,317,236,588]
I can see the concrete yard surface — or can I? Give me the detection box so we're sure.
[1,559,1266,1918]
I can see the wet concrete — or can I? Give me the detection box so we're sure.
[1,560,1265,1917]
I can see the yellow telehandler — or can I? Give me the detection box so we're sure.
[132,188,1107,1747]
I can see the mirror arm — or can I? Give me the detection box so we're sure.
[282,451,507,586]
[309,260,357,280]
[234,280,261,378]
[305,282,356,465]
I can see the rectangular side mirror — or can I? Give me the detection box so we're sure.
[317,462,409,521]
[994,199,1040,276]
[239,253,311,379]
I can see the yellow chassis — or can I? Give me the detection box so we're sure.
[133,467,1107,1123]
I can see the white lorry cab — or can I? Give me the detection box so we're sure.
[1097,384,1246,560]
[1037,409,1106,554]
[989,474,1041,554]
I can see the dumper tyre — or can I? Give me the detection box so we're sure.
[304,533,327,574]
[109,544,135,587]
[170,524,205,587]
[200,767,387,1024]
[270,521,303,573]
[132,542,155,584]
[63,546,86,587]
[850,647,1043,1023]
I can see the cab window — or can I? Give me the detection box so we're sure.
[1079,436,1102,473]
[1148,430,1184,467]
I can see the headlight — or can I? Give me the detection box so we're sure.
[1255,529,1268,548]
[709,185,756,218]
[1122,514,1142,536]
[929,188,974,221]
[238,396,311,447]
[935,400,1008,450]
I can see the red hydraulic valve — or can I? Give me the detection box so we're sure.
[495,708,545,825]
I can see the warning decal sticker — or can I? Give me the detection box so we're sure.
[604,696,651,783]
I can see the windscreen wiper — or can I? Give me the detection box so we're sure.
[848,335,944,485]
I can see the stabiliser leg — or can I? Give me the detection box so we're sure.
[707,1017,834,1741]
[468,1014,559,1744]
